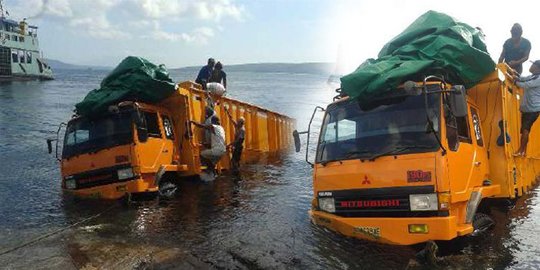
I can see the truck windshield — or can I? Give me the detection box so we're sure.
[317,94,440,163]
[62,112,133,159]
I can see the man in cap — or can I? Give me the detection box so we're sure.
[195,58,216,88]
[499,23,531,75]
[513,60,540,156]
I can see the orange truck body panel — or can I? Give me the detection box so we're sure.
[60,81,295,199]
[310,64,538,245]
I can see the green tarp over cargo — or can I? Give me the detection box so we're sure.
[340,10,496,106]
[75,56,176,116]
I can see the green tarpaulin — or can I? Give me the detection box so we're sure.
[340,10,496,106]
[75,56,176,116]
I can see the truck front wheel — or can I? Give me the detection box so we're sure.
[471,213,495,236]
[158,181,178,199]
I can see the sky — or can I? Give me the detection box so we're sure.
[3,0,540,73]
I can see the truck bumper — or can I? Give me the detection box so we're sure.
[310,210,466,245]
[64,177,158,200]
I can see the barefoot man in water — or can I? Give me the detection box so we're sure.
[513,60,540,156]
[225,108,245,173]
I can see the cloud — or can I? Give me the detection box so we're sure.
[127,0,244,21]
[127,0,189,19]
[69,16,131,40]
[7,0,244,41]
[147,23,215,44]
[191,0,244,21]
[41,0,73,18]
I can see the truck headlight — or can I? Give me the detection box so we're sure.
[409,193,438,211]
[65,179,76,190]
[117,168,134,180]
[318,197,335,213]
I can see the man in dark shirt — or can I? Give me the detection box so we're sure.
[499,23,531,74]
[195,58,215,87]
[225,108,245,173]
[209,61,227,89]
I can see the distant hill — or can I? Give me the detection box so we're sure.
[173,62,335,75]
[45,59,110,70]
[45,59,336,75]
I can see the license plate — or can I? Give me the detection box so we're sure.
[353,226,381,240]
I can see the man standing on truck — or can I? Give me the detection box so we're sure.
[190,116,227,173]
[209,61,227,89]
[499,23,531,75]
[195,58,215,89]
[513,60,540,156]
[225,108,245,173]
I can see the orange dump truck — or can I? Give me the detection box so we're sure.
[48,81,295,199]
[294,64,538,245]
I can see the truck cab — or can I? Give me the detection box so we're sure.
[298,77,503,245]
[59,102,177,199]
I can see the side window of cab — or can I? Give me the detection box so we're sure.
[143,112,162,138]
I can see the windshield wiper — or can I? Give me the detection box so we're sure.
[425,117,446,156]
[423,93,446,155]
[320,149,372,166]
[366,145,435,161]
[318,141,327,159]
[345,150,371,159]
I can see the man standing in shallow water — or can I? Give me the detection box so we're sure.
[513,60,540,156]
[499,23,531,75]
[225,108,245,173]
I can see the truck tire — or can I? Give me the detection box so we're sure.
[414,240,439,267]
[471,213,494,236]
[158,181,178,199]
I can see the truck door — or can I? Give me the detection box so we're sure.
[136,111,174,173]
[445,103,477,197]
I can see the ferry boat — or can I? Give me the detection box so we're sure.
[0,1,53,80]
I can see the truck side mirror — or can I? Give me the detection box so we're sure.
[138,127,149,143]
[133,109,149,143]
[132,108,145,126]
[449,85,468,118]
[293,130,301,152]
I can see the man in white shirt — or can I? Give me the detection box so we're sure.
[190,116,227,171]
[513,60,540,156]
[203,106,216,147]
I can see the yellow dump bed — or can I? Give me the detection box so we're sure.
[469,64,537,198]
[160,81,296,176]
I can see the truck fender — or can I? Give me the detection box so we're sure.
[155,164,187,185]
[155,166,167,186]
[465,191,482,224]
[465,185,500,224]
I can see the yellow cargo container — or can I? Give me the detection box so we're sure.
[50,81,295,200]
